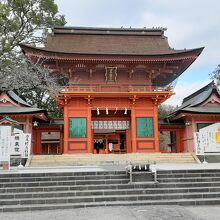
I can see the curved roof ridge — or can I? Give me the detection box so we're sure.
[53,26,167,34]
[7,91,31,107]
[20,43,204,57]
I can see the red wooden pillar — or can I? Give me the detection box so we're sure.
[87,107,93,153]
[32,129,41,155]
[131,106,136,152]
[153,105,160,152]
[126,128,131,153]
[32,129,37,155]
[63,105,69,154]
[59,126,64,154]
[179,129,185,153]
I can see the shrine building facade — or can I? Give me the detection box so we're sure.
[0,87,47,133]
[21,27,203,154]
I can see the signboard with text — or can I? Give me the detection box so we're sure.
[22,134,32,158]
[0,126,32,160]
[0,126,11,164]
[92,120,129,130]
[11,133,23,155]
[194,123,220,155]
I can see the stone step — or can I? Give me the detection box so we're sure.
[2,166,220,212]
[157,173,220,178]
[30,157,196,161]
[157,169,220,174]
[1,186,220,200]
[1,170,219,180]
[156,181,220,188]
[1,192,220,206]
[0,171,125,178]
[30,157,195,161]
[1,167,220,212]
[0,178,129,188]
[29,161,196,166]
[0,174,128,183]
[2,198,220,212]
[29,153,197,167]
[1,180,220,194]
[0,182,156,194]
[158,177,220,183]
[31,153,194,158]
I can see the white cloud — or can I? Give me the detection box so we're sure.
[164,79,210,106]
[138,0,220,69]
[55,0,148,27]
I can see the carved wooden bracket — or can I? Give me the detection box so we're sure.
[85,95,94,105]
[129,69,134,78]
[68,68,75,78]
[130,95,138,105]
[85,65,96,78]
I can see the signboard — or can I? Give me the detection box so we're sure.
[0,126,11,161]
[194,123,220,155]
[194,132,203,155]
[215,132,220,143]
[0,125,32,169]
[22,134,32,158]
[11,133,23,155]
[10,132,32,158]
[92,120,129,130]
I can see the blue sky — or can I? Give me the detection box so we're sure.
[54,0,220,105]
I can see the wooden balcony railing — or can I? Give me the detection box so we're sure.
[60,85,173,93]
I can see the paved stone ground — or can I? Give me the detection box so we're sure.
[1,205,220,220]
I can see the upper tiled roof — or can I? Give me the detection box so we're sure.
[24,26,202,56]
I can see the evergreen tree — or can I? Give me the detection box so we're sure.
[158,104,177,119]
[211,64,220,86]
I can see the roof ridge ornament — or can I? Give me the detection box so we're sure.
[0,83,8,92]
[213,78,219,87]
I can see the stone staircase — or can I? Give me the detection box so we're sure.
[29,153,198,167]
[1,169,220,212]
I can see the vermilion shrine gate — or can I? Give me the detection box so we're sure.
[21,27,203,154]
